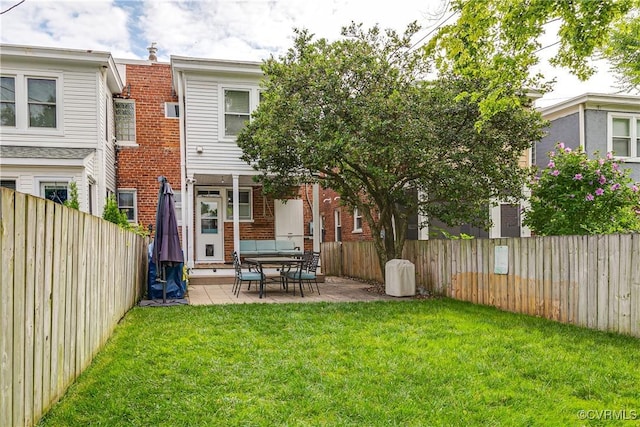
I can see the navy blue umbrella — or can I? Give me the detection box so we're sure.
[152,176,184,301]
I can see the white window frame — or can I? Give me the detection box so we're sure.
[1,75,16,127]
[608,112,639,162]
[334,209,342,242]
[224,188,253,221]
[0,71,63,135]
[219,86,260,140]
[114,99,137,146]
[173,190,182,226]
[165,102,179,118]
[117,189,137,223]
[353,207,363,233]
[40,180,69,204]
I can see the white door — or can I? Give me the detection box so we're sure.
[275,199,304,250]
[196,196,224,262]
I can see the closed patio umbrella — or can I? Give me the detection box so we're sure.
[152,176,184,302]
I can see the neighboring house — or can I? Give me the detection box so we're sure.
[537,93,640,182]
[113,47,182,231]
[319,155,532,243]
[170,55,320,268]
[0,44,124,214]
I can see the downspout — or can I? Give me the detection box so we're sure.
[579,102,585,149]
[97,68,107,214]
[233,175,240,257]
[176,70,193,268]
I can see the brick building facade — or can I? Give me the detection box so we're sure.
[115,59,181,232]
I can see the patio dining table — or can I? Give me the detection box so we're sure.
[244,256,305,298]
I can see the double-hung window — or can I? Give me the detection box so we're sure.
[226,189,252,220]
[1,76,16,126]
[114,99,136,144]
[223,89,250,137]
[353,208,363,233]
[117,189,137,222]
[1,73,60,131]
[609,113,639,160]
[28,78,57,127]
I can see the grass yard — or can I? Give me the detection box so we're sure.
[38,299,639,426]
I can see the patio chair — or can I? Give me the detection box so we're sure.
[231,251,264,297]
[285,251,320,295]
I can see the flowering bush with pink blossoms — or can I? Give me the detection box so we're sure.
[523,143,640,235]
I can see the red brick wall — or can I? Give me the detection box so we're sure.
[320,188,374,242]
[220,185,318,261]
[115,62,180,232]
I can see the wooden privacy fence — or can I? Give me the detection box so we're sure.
[1,188,148,427]
[321,235,640,338]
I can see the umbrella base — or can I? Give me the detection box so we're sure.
[139,298,189,307]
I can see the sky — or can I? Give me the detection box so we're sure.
[0,0,634,108]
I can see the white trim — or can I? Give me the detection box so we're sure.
[114,98,136,144]
[352,207,363,233]
[224,187,252,221]
[218,85,260,141]
[607,112,640,161]
[165,102,180,118]
[0,70,64,135]
[37,178,71,203]
[116,188,138,223]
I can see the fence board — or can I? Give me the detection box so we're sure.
[618,235,632,335]
[1,189,15,427]
[33,197,46,422]
[576,236,588,327]
[597,235,609,331]
[631,235,640,337]
[608,234,621,333]
[2,189,148,427]
[41,200,54,414]
[586,235,598,328]
[24,196,37,427]
[12,192,26,427]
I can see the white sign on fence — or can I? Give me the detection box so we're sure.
[494,245,509,274]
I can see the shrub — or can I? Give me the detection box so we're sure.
[63,181,80,210]
[523,143,640,235]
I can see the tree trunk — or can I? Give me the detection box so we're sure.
[371,210,407,281]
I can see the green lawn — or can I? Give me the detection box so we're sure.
[39,299,639,426]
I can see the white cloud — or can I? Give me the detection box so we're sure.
[0,0,631,107]
[0,0,135,57]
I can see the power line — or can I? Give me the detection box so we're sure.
[1,0,26,15]
[408,11,457,53]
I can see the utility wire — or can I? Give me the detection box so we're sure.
[408,11,457,53]
[1,0,26,15]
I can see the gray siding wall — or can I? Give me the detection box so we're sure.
[539,108,639,182]
[584,110,608,155]
[537,112,580,168]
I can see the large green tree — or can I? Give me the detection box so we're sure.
[427,0,638,124]
[237,23,544,274]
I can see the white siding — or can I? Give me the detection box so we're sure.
[1,165,85,207]
[63,70,100,145]
[184,75,258,173]
[0,56,118,216]
[0,61,101,148]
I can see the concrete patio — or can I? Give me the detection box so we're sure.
[187,275,399,305]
